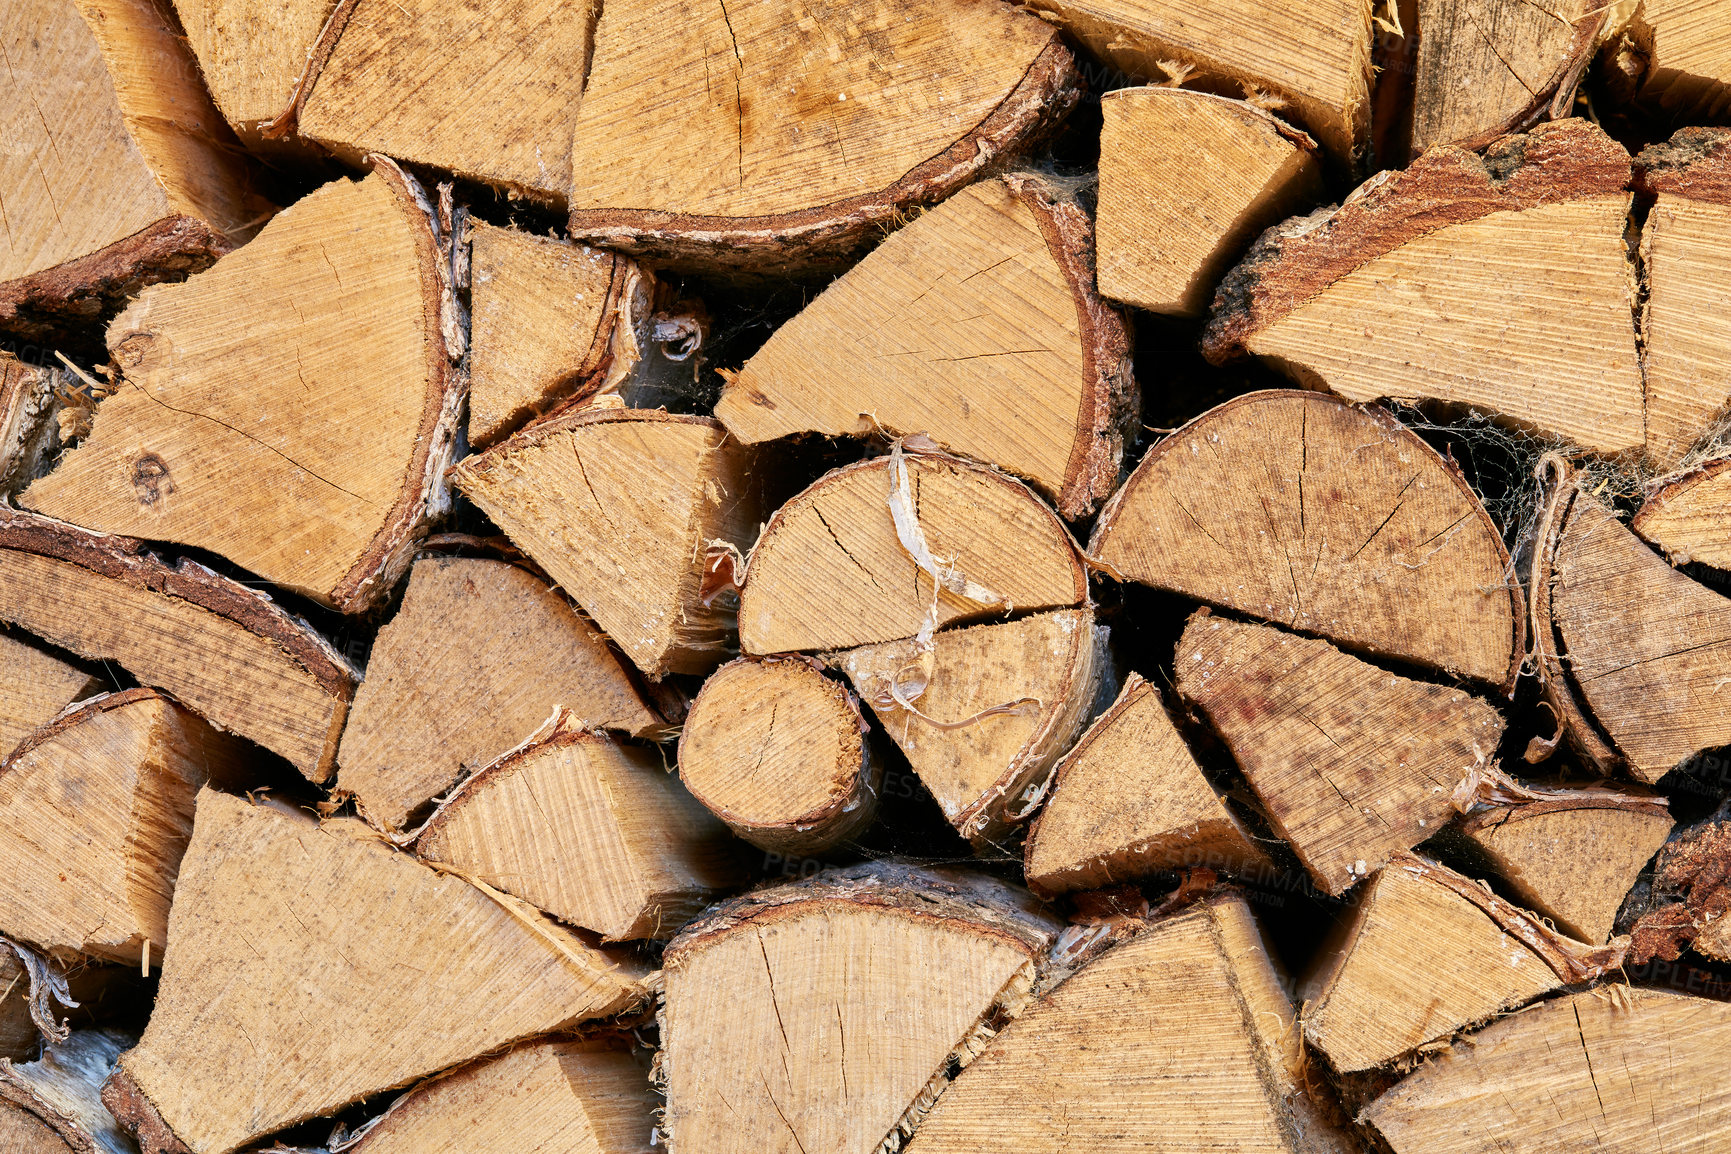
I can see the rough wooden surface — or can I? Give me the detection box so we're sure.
[0,634,98,759]
[0,354,64,497]
[172,0,338,136]
[1624,813,1731,964]
[1635,458,1731,571]
[0,1028,134,1154]
[1605,0,1731,120]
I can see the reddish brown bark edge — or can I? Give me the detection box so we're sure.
[1635,125,1731,204]
[101,1067,192,1154]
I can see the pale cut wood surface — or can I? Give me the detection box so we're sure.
[1096,88,1322,317]
[453,409,758,679]
[0,510,356,781]
[0,633,98,758]
[717,176,1133,518]
[1016,0,1375,160]
[739,451,1087,656]
[1,1028,134,1154]
[1550,490,1731,781]
[1177,615,1506,895]
[299,0,599,203]
[1025,673,1271,896]
[1641,194,1731,467]
[22,169,458,614]
[172,0,338,131]
[1621,0,1731,112]
[110,789,645,1154]
[417,724,744,941]
[836,608,1107,849]
[1091,390,1522,689]
[1363,989,1731,1152]
[1634,459,1731,570]
[660,864,1059,1154]
[336,556,662,832]
[678,657,877,856]
[906,894,1354,1154]
[352,1038,655,1154]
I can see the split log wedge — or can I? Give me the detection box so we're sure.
[564,0,1080,273]
[1634,459,1731,571]
[714,175,1135,519]
[0,633,98,758]
[20,167,464,615]
[0,508,356,782]
[1604,1,1731,123]
[102,789,646,1154]
[1024,673,1272,897]
[1202,120,1643,455]
[658,862,1061,1154]
[453,409,759,679]
[170,0,336,142]
[416,714,746,942]
[1176,614,1506,896]
[1090,390,1523,689]
[335,554,665,832]
[1,1028,134,1154]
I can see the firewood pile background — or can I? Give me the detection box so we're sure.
[5,0,1731,1151]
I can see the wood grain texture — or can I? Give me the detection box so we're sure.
[108,790,645,1154]
[0,353,64,496]
[0,633,98,759]
[1641,193,1731,468]
[172,0,338,131]
[1177,615,1506,895]
[1634,458,1731,571]
[0,1028,134,1154]
[1091,390,1521,689]
[717,175,1134,518]
[1608,0,1731,118]
[336,556,662,832]
[22,169,460,615]
[739,451,1087,656]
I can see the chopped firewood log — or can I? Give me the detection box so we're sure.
[20,166,464,615]
[335,554,665,832]
[295,0,598,206]
[905,891,1355,1153]
[1090,390,1523,689]
[1024,673,1272,897]
[738,448,1088,656]
[348,1036,655,1154]
[1301,852,1623,1074]
[0,1028,134,1154]
[0,509,356,781]
[1634,128,1731,468]
[1635,459,1731,571]
[1176,613,1506,895]
[1534,474,1731,782]
[1201,120,1644,456]
[103,789,646,1154]
[0,634,98,758]
[714,174,1135,519]
[1624,810,1731,965]
[0,689,252,967]
[0,0,269,346]
[416,712,745,941]
[564,0,1080,273]
[658,862,1061,1154]
[1603,1,1731,123]
[677,657,880,856]
[834,608,1109,850]
[453,409,759,679]
[170,0,337,142]
[1094,88,1324,318]
[1362,989,1731,1152]
[1408,0,1607,153]
[0,354,68,498]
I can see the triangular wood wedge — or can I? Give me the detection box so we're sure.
[1090,390,1523,689]
[1176,614,1506,895]
[453,409,759,679]
[1015,0,1375,163]
[335,554,664,832]
[1095,88,1323,318]
[0,0,269,345]
[834,608,1108,850]
[1634,128,1731,468]
[1024,673,1272,897]
[1635,459,1731,571]
[715,174,1134,519]
[1300,852,1621,1075]
[1202,120,1643,455]
[1537,482,1731,782]
[348,1036,655,1154]
[658,862,1061,1154]
[416,714,745,941]
[0,353,67,498]
[678,657,880,856]
[1604,2,1731,122]
[0,689,252,967]
[905,891,1355,1154]
[297,0,597,206]
[0,633,98,758]
[564,0,1080,273]
[0,508,356,781]
[171,0,337,143]
[1,1028,134,1154]
[20,166,463,615]
[1362,989,1731,1153]
[739,449,1088,656]
[102,789,646,1154]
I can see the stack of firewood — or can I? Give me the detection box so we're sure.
[5,0,1731,1151]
